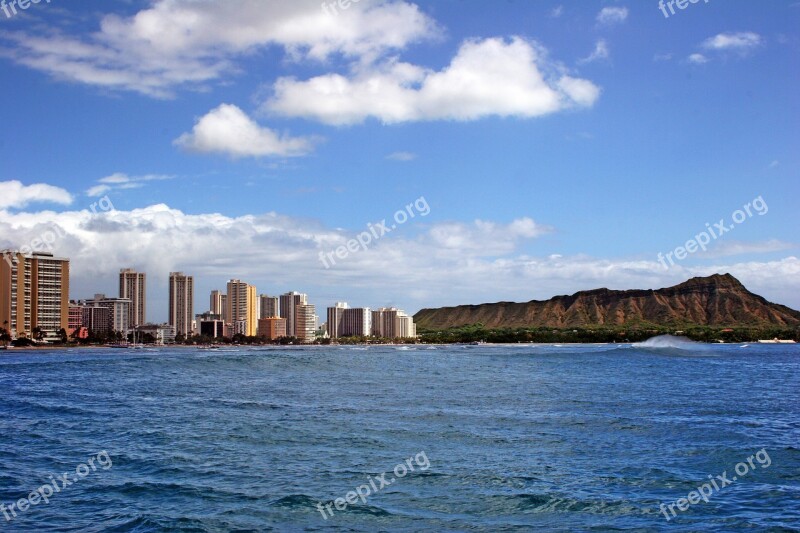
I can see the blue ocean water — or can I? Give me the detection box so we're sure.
[1,340,798,532]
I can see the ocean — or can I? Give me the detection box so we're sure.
[1,339,798,531]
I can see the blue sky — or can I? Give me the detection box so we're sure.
[1,0,798,322]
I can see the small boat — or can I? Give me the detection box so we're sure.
[757,338,797,344]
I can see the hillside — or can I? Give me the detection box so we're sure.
[413,274,800,330]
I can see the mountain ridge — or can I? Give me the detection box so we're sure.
[413,274,800,330]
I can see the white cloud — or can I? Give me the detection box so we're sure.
[266,37,600,125]
[86,173,175,197]
[174,104,317,158]
[86,185,112,197]
[424,218,552,255]
[550,6,564,18]
[688,53,710,64]
[1,0,439,98]
[1,201,798,316]
[0,181,73,209]
[387,151,417,161]
[597,7,628,25]
[702,32,763,51]
[701,239,797,259]
[579,39,609,64]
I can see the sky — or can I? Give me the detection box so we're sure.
[0,0,798,323]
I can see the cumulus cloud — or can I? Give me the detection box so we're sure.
[1,0,438,98]
[0,181,73,209]
[596,7,628,25]
[1,200,798,315]
[87,173,175,197]
[702,31,763,51]
[266,37,601,125]
[174,104,317,158]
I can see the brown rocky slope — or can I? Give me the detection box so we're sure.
[413,274,800,330]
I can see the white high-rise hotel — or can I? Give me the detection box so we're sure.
[327,302,372,339]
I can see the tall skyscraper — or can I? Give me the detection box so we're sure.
[226,279,257,337]
[210,290,223,316]
[279,291,307,337]
[119,268,146,328]
[259,294,280,318]
[0,251,70,341]
[296,303,316,343]
[169,272,194,337]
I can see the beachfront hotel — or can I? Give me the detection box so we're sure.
[296,303,317,343]
[226,279,257,337]
[372,308,416,339]
[119,268,146,328]
[79,294,131,335]
[327,302,372,339]
[0,251,70,341]
[279,291,307,337]
[168,272,194,337]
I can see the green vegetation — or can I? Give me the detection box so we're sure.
[417,323,800,344]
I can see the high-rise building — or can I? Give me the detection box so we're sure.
[327,302,348,339]
[343,307,372,338]
[371,308,416,339]
[168,272,194,337]
[119,268,146,328]
[81,305,111,334]
[258,317,287,340]
[83,294,131,334]
[226,279,257,336]
[327,303,372,338]
[295,303,316,343]
[279,291,307,337]
[210,290,224,317]
[259,294,280,318]
[0,251,70,341]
